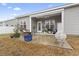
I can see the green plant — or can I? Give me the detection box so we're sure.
[11,24,20,38]
[43,28,48,33]
[46,24,49,31]
[13,32,20,38]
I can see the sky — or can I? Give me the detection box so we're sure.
[0,3,64,21]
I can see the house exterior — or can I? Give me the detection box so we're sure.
[0,3,79,35]
[0,22,3,26]
[0,19,17,27]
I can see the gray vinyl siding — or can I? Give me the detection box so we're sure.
[64,6,79,35]
[4,19,17,27]
[0,22,3,26]
[17,16,30,31]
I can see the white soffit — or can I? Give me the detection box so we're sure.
[31,9,63,18]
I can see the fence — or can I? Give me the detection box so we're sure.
[0,26,15,34]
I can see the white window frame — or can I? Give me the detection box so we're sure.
[37,21,42,32]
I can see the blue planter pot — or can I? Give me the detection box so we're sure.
[24,34,32,42]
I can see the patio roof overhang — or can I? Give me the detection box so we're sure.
[31,9,63,18]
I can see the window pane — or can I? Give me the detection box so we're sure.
[38,23,41,30]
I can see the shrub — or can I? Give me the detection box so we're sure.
[10,24,20,38]
[14,32,20,38]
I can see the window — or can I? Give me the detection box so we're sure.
[38,23,41,31]
[45,20,50,29]
[20,21,23,28]
[24,22,26,29]
[44,20,56,33]
[11,25,13,26]
[20,21,27,30]
[6,24,8,26]
[0,25,1,26]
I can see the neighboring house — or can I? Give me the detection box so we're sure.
[0,3,79,35]
[0,22,3,26]
[0,19,17,34]
[0,19,17,27]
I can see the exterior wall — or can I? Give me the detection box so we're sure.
[64,6,79,35]
[0,26,15,34]
[31,18,37,33]
[3,19,17,27]
[0,20,16,34]
[17,16,30,32]
[0,22,3,26]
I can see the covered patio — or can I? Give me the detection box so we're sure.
[30,9,64,35]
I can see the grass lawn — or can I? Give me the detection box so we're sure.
[0,35,79,56]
